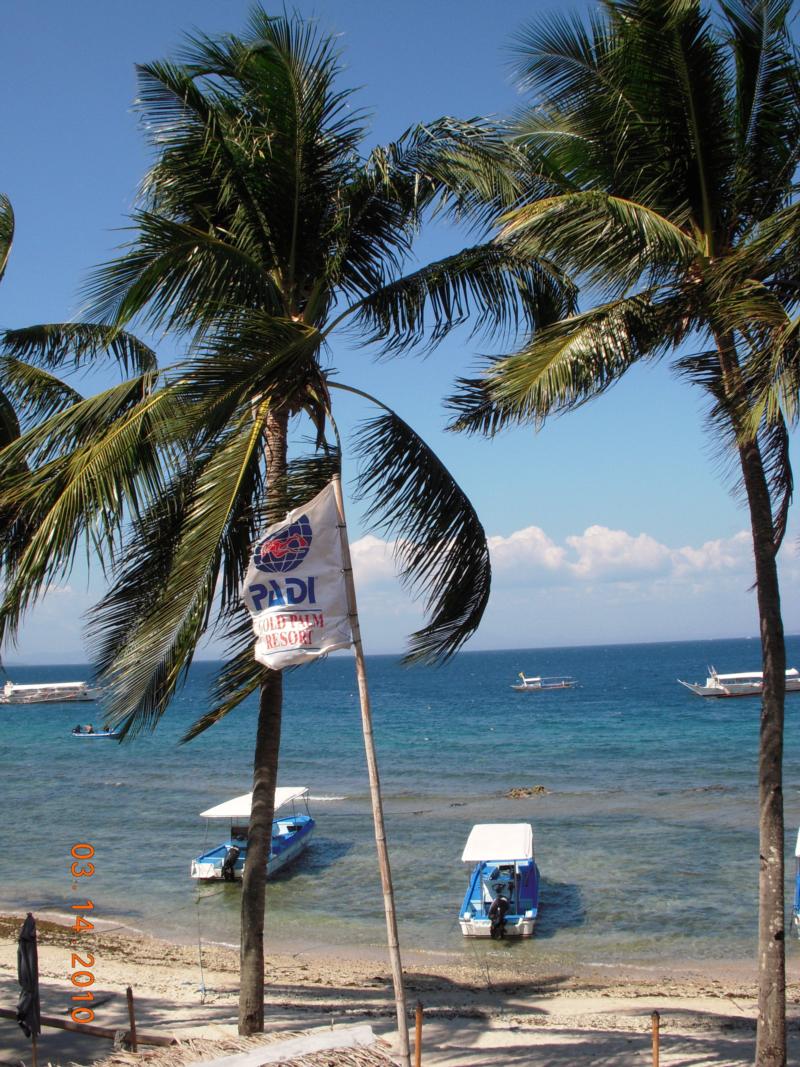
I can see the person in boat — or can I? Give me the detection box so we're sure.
[489,889,510,939]
[221,844,241,881]
[85,724,94,734]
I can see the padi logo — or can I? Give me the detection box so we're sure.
[253,515,312,573]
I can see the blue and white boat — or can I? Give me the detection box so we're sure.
[190,786,314,882]
[794,828,800,935]
[71,724,118,738]
[458,823,540,938]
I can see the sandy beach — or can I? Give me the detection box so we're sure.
[1,913,799,1065]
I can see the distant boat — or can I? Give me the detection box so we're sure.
[511,672,576,692]
[458,823,540,939]
[1,680,103,704]
[70,725,118,739]
[677,667,800,698]
[190,786,314,882]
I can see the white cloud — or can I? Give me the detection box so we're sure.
[488,526,565,574]
[350,534,399,586]
[565,525,671,580]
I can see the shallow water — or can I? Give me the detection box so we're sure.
[2,636,799,973]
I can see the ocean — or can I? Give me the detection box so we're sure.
[2,636,800,973]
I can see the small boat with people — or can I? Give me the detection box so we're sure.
[677,667,800,698]
[1,680,103,704]
[71,724,118,739]
[458,823,540,939]
[511,672,576,692]
[190,786,314,882]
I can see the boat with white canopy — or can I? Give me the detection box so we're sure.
[458,823,540,938]
[190,786,314,881]
[677,667,800,698]
[511,673,576,692]
[1,680,103,704]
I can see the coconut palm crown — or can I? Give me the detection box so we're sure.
[448,1,798,1063]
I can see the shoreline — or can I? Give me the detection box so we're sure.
[2,912,800,1065]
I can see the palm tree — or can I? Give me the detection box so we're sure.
[0,8,572,1038]
[449,1,799,1062]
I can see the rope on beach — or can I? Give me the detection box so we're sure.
[195,896,207,1004]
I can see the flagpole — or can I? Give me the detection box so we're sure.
[331,475,411,1067]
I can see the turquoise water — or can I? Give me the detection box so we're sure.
[2,637,800,972]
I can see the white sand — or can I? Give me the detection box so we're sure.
[0,915,798,1065]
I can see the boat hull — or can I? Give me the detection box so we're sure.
[459,915,536,938]
[679,676,800,698]
[2,687,103,705]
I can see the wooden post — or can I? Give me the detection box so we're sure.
[332,475,411,1067]
[126,987,138,1052]
[414,1000,423,1067]
[651,1010,660,1067]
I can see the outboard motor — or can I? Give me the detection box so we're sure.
[221,845,241,881]
[489,893,510,939]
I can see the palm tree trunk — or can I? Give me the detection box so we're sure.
[738,437,787,1067]
[715,334,787,1066]
[239,668,283,1033]
[238,406,289,1036]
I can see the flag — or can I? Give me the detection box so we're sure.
[242,481,352,669]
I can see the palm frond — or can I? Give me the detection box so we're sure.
[722,0,800,225]
[84,213,285,335]
[499,191,699,294]
[94,405,268,736]
[1,324,157,375]
[451,291,692,429]
[0,380,176,646]
[0,194,14,282]
[352,244,576,355]
[0,358,83,427]
[348,402,490,664]
[0,392,20,449]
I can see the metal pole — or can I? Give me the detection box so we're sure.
[414,1000,423,1067]
[331,475,411,1067]
[126,987,138,1052]
[651,1010,660,1067]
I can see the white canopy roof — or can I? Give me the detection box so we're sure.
[461,823,534,863]
[795,828,800,858]
[200,786,308,820]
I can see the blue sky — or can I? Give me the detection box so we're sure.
[2,0,799,663]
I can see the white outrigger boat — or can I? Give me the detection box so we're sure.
[190,786,314,882]
[1,680,103,704]
[677,667,800,698]
[459,823,540,938]
[511,672,576,692]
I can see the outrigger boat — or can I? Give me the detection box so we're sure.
[459,823,540,938]
[71,724,118,738]
[1,680,103,704]
[511,673,576,692]
[190,786,314,882]
[677,667,800,698]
